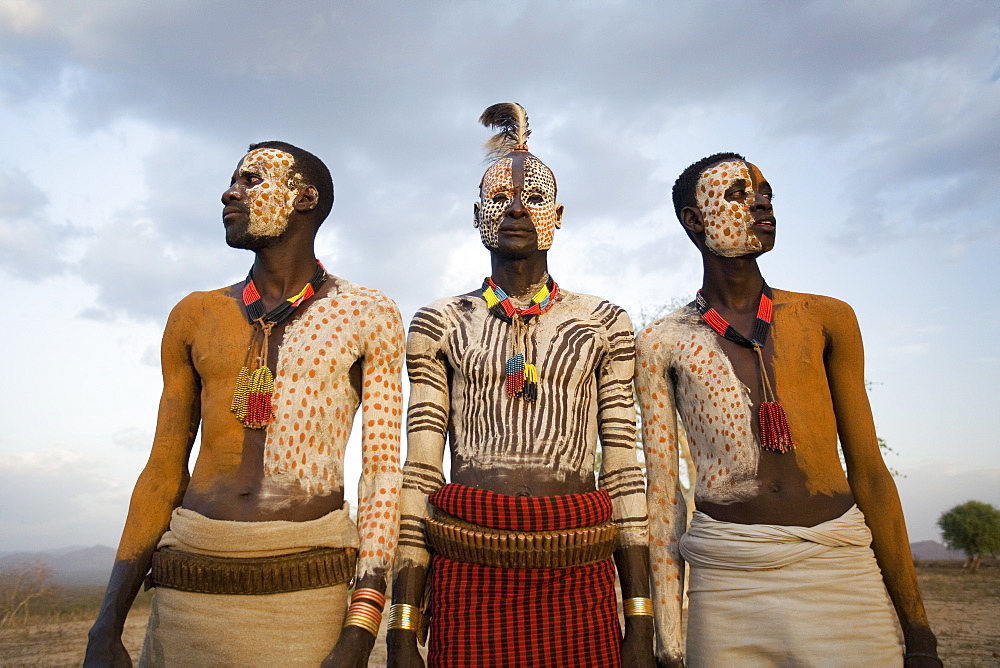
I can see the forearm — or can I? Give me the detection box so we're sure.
[94,464,187,630]
[850,468,934,645]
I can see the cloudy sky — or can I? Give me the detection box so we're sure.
[0,1,997,552]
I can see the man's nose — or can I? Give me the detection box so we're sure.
[750,191,771,210]
[507,192,528,218]
[222,184,240,204]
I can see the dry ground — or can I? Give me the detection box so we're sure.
[0,562,996,666]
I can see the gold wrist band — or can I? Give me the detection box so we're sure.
[387,603,422,632]
[344,600,383,637]
[623,597,654,617]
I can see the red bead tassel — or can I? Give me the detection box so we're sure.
[759,401,795,452]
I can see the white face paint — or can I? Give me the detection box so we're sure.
[695,160,765,257]
[241,148,301,238]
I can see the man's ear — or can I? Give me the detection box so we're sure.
[295,185,320,213]
[680,206,704,235]
[554,203,564,229]
[473,201,481,228]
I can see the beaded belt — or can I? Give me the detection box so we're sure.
[150,546,356,595]
[425,511,618,569]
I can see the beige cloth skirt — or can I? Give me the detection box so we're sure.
[139,505,360,667]
[679,505,904,667]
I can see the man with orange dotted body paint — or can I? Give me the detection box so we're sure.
[85,141,404,667]
[635,152,940,666]
[386,104,653,668]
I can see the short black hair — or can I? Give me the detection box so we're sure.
[671,152,746,221]
[247,141,335,224]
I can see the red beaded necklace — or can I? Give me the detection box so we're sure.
[695,282,795,452]
[230,261,327,429]
[482,276,559,401]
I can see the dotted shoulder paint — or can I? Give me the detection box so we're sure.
[638,306,760,504]
[264,278,404,577]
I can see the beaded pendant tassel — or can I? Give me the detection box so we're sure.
[482,276,558,402]
[753,343,794,452]
[230,261,327,429]
[506,352,526,397]
[696,283,796,453]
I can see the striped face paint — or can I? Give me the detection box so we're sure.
[240,148,301,238]
[695,160,766,257]
[476,155,560,250]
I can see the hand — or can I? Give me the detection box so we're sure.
[321,625,376,668]
[386,628,425,668]
[84,624,132,668]
[621,617,655,668]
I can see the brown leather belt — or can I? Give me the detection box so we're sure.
[425,511,618,569]
[150,546,356,595]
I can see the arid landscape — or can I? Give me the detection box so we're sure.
[0,560,996,667]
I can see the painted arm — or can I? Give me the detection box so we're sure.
[635,324,687,667]
[597,307,654,666]
[387,306,450,668]
[85,297,201,667]
[826,301,939,664]
[327,295,405,667]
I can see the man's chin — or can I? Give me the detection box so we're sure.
[226,231,278,251]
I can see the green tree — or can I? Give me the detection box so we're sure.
[936,500,1000,573]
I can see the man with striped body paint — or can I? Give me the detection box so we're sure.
[636,152,940,666]
[386,104,654,667]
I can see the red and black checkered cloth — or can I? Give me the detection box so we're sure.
[426,483,621,667]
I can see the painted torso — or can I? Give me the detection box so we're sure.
[640,289,854,508]
[165,276,404,577]
[419,290,623,485]
[396,287,649,568]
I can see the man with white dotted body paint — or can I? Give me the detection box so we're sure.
[635,152,940,666]
[86,142,404,667]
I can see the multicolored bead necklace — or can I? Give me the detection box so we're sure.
[695,282,795,452]
[482,275,559,401]
[230,261,327,428]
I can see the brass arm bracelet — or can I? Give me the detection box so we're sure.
[387,603,423,632]
[344,613,380,637]
[344,600,383,637]
[623,597,654,617]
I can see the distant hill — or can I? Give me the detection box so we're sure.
[0,545,116,585]
[910,540,965,561]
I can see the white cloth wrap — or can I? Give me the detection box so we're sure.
[139,505,361,667]
[680,505,903,667]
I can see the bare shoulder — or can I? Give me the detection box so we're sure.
[166,286,238,329]
[636,303,700,349]
[407,295,474,346]
[771,288,859,333]
[557,289,631,326]
[325,276,400,314]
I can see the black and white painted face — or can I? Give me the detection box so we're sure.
[476,155,560,250]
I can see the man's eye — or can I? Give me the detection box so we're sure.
[492,194,509,204]
[763,192,775,201]
[526,195,543,204]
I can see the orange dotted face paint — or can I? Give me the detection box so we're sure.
[477,155,560,250]
[239,148,301,238]
[695,160,765,258]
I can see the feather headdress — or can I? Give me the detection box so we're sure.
[479,102,531,160]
